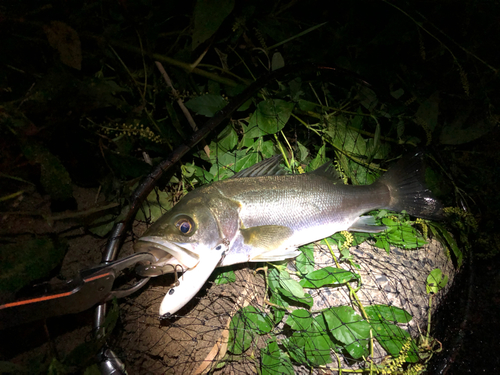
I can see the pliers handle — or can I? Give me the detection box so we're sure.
[0,252,155,330]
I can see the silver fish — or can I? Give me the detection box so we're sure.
[134,153,442,316]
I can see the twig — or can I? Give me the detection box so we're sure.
[155,61,210,158]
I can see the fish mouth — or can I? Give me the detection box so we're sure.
[135,236,200,276]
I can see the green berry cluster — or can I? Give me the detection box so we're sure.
[102,122,163,143]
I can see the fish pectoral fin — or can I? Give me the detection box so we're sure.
[348,216,387,233]
[240,225,294,252]
[240,225,298,261]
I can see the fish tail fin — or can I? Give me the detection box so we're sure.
[376,151,444,221]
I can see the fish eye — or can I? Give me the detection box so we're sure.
[175,218,193,234]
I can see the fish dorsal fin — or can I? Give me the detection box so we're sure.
[310,161,343,184]
[231,154,287,178]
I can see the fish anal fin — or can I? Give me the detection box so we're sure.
[348,216,387,233]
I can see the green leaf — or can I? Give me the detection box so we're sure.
[279,270,306,298]
[20,141,73,201]
[216,125,238,151]
[246,99,295,138]
[285,309,312,330]
[267,268,281,291]
[370,321,419,362]
[429,222,463,267]
[135,188,174,222]
[426,268,448,294]
[374,236,391,253]
[298,99,320,112]
[299,267,357,288]
[192,0,235,50]
[296,244,315,274]
[307,144,326,171]
[213,269,236,285]
[244,306,274,334]
[269,292,288,324]
[304,321,334,365]
[282,334,308,363]
[228,307,255,355]
[105,151,152,179]
[184,94,228,117]
[271,52,285,71]
[297,141,309,162]
[261,340,294,375]
[88,213,116,237]
[364,305,412,324]
[252,138,276,158]
[277,287,314,307]
[325,117,366,156]
[322,306,371,359]
[234,152,260,173]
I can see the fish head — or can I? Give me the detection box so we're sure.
[134,192,226,273]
